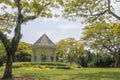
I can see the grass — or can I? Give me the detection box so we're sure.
[0,63,120,80]
[0,68,120,80]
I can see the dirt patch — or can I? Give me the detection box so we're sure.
[0,77,36,80]
[13,77,36,80]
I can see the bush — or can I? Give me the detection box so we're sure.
[16,53,31,62]
[12,62,74,69]
[0,55,6,67]
[56,66,71,69]
[88,61,95,67]
[13,63,24,68]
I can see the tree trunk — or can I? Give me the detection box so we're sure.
[114,52,120,67]
[114,58,118,67]
[2,54,13,80]
[118,52,120,67]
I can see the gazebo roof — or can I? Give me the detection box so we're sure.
[32,34,56,48]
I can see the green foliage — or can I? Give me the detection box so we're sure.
[12,62,74,69]
[15,41,32,62]
[56,38,84,64]
[0,41,32,62]
[93,55,114,67]
[62,0,120,23]
[82,22,120,67]
[16,41,32,55]
[0,42,6,67]
[0,55,5,66]
[78,50,95,67]
[0,42,5,55]
[0,0,60,41]
[16,53,31,62]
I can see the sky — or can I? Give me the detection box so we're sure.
[21,17,85,44]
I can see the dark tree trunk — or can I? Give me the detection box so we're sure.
[2,54,13,80]
[114,58,118,67]
[114,51,120,67]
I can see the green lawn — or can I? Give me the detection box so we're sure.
[0,67,120,80]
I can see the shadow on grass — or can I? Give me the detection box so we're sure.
[17,72,50,80]
[69,72,120,80]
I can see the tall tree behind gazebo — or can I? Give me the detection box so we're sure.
[31,34,56,62]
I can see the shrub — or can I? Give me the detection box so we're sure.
[13,63,24,68]
[12,62,74,69]
[56,66,71,69]
[0,55,6,67]
[16,53,31,62]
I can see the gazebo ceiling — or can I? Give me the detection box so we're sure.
[32,34,56,48]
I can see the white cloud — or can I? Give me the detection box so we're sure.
[36,30,52,37]
[54,37,64,43]
[43,17,60,22]
[112,1,120,16]
[59,24,80,30]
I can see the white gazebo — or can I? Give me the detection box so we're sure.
[31,34,56,62]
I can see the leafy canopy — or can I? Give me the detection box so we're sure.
[0,0,59,33]
[56,38,84,63]
[82,22,120,54]
[62,0,119,23]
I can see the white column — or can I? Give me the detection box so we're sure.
[48,52,51,62]
[46,50,51,62]
[53,53,56,62]
[31,50,35,62]
[36,52,40,62]
[39,52,41,62]
[46,52,48,62]
[31,53,34,62]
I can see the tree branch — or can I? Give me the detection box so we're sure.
[86,0,120,21]
[0,31,10,52]
[108,0,110,10]
[91,10,108,17]
[79,9,108,18]
[22,16,37,23]
[0,18,7,20]
[22,1,51,23]
[108,10,120,20]
[0,17,15,22]
[107,0,120,20]
[102,44,113,53]
[11,0,23,54]
[43,2,51,7]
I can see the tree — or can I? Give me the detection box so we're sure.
[56,38,84,64]
[0,41,32,66]
[79,50,95,67]
[15,41,32,62]
[0,0,58,79]
[82,22,120,67]
[16,41,32,55]
[63,0,120,23]
[0,41,6,56]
